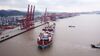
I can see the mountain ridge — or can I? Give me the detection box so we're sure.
[0,10,41,17]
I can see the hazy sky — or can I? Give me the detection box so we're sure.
[0,0,100,12]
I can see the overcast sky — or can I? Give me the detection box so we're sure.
[0,0,100,12]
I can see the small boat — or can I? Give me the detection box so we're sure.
[91,44,100,49]
[68,25,76,27]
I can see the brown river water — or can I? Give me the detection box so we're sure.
[0,14,100,56]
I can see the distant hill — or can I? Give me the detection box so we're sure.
[0,10,41,17]
[76,11,100,14]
